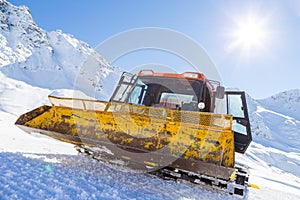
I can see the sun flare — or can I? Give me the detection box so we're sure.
[227,14,269,56]
[235,18,266,48]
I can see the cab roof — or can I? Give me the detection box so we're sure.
[137,70,207,82]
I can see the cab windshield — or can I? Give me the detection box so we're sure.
[128,76,203,110]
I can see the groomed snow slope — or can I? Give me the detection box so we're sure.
[0,152,299,200]
[0,152,237,200]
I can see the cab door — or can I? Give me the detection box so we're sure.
[225,91,252,154]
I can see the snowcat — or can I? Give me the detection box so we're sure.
[15,70,252,196]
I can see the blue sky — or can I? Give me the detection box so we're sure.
[10,0,300,99]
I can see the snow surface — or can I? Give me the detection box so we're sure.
[0,0,300,199]
[0,152,250,200]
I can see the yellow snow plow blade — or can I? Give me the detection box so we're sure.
[16,95,235,180]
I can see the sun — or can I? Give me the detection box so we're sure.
[235,19,266,48]
[227,14,269,56]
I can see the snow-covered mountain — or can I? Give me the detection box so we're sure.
[0,0,300,199]
[259,89,300,121]
[0,0,121,100]
[235,91,300,197]
[247,90,300,151]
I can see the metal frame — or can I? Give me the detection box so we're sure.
[225,91,252,154]
[110,72,138,103]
